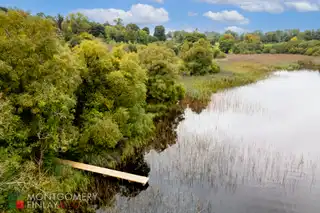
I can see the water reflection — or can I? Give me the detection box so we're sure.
[104,71,320,213]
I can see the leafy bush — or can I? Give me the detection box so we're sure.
[219,34,235,53]
[138,44,185,113]
[260,40,320,56]
[127,43,138,52]
[270,49,277,54]
[211,61,220,73]
[233,42,263,54]
[180,39,221,75]
[216,51,227,58]
[0,10,88,212]
[212,43,226,58]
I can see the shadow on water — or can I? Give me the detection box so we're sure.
[147,106,185,152]
[180,96,209,114]
[99,71,320,213]
[68,106,186,212]
[88,153,150,204]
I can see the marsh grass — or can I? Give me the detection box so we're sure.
[180,70,269,113]
[180,54,320,113]
[103,131,314,213]
[102,70,320,213]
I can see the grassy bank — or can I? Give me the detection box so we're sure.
[179,54,320,111]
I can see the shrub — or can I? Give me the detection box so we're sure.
[216,51,226,58]
[305,48,314,55]
[0,10,88,212]
[127,43,138,52]
[180,39,221,75]
[138,44,185,112]
[270,49,277,54]
[219,34,235,53]
[212,42,225,58]
[211,61,220,73]
[312,50,320,56]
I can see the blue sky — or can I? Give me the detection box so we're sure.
[1,0,320,33]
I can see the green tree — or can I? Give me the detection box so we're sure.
[205,31,221,45]
[125,23,140,43]
[62,12,91,41]
[73,40,154,162]
[225,30,239,40]
[219,34,235,53]
[114,18,124,26]
[304,30,313,40]
[55,13,64,31]
[181,39,220,75]
[138,45,185,113]
[89,22,106,37]
[0,11,87,212]
[0,6,8,12]
[137,30,149,44]
[185,32,206,43]
[173,31,188,43]
[142,27,150,35]
[154,25,166,41]
[36,12,46,18]
[105,25,126,42]
[69,32,94,47]
[244,34,261,43]
[126,23,140,32]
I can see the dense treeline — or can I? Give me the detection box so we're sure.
[1,6,320,212]
[203,30,320,56]
[232,37,320,56]
[17,6,320,57]
[0,10,181,212]
[0,8,223,212]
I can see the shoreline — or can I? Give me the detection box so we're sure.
[179,54,320,112]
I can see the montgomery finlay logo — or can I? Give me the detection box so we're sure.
[8,192,98,210]
[8,193,24,209]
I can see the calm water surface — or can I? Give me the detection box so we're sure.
[104,71,320,213]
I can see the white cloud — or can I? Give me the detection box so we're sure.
[150,0,164,3]
[188,11,198,16]
[200,0,320,13]
[166,28,176,33]
[200,0,284,13]
[285,1,319,12]
[240,1,284,13]
[166,27,196,33]
[74,4,169,25]
[225,26,247,33]
[203,10,249,25]
[184,27,196,32]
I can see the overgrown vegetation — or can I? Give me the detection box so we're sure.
[0,10,186,212]
[1,6,320,212]
[180,61,272,111]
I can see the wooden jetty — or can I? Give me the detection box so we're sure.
[57,159,149,185]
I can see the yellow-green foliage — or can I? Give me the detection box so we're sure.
[219,34,235,53]
[0,10,88,212]
[212,43,226,58]
[263,40,320,56]
[0,11,157,212]
[74,39,154,155]
[244,34,261,43]
[69,32,94,47]
[0,10,82,153]
[180,39,220,75]
[138,44,185,113]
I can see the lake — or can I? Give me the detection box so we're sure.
[103,71,320,213]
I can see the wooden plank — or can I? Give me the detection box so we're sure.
[57,159,149,185]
